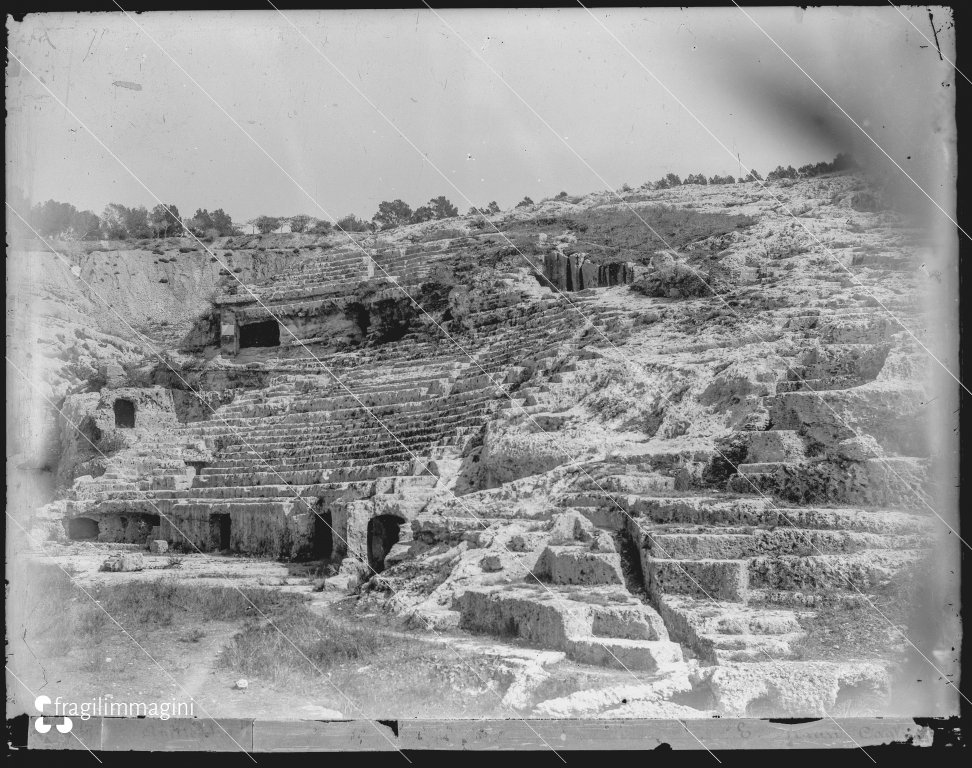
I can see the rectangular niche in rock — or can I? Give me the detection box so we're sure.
[113,398,136,428]
[238,318,281,348]
[210,513,232,551]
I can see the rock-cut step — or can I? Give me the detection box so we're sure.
[455,584,685,673]
[644,549,922,602]
[565,636,683,671]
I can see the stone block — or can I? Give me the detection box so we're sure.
[648,558,748,602]
[100,552,145,572]
[533,545,624,586]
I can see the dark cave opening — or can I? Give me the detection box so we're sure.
[312,507,334,559]
[367,514,405,572]
[68,516,100,540]
[210,513,232,551]
[113,398,136,428]
[239,319,280,348]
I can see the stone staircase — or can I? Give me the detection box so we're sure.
[456,510,685,674]
[529,307,936,710]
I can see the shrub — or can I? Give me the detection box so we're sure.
[426,195,459,219]
[766,164,799,181]
[654,173,682,189]
[288,214,312,233]
[335,214,371,233]
[308,219,333,235]
[373,200,413,230]
[252,216,282,234]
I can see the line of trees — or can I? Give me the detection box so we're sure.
[648,153,857,190]
[24,200,364,240]
[24,154,858,241]
[652,171,761,189]
[765,153,858,181]
[371,195,460,231]
[247,214,372,235]
[468,201,501,216]
[26,200,242,240]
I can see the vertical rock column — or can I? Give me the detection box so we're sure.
[219,309,238,355]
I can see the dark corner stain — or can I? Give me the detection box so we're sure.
[377,719,399,737]
[768,718,821,724]
[6,713,29,749]
[913,717,964,747]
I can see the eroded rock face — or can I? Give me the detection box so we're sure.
[771,382,930,457]
[480,428,596,486]
[631,253,726,298]
[541,251,635,292]
[693,661,891,717]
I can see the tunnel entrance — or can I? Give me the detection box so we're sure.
[113,398,136,428]
[312,507,333,559]
[68,517,100,541]
[367,514,405,573]
[239,319,280,349]
[210,514,231,551]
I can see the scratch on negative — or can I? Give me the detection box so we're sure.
[927,9,943,61]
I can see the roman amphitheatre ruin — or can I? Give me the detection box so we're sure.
[7,171,961,722]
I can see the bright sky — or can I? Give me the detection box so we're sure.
[6,7,956,224]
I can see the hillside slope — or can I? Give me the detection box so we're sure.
[7,172,959,718]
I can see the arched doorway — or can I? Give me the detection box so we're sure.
[367,514,405,573]
[114,398,136,428]
[68,517,100,540]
